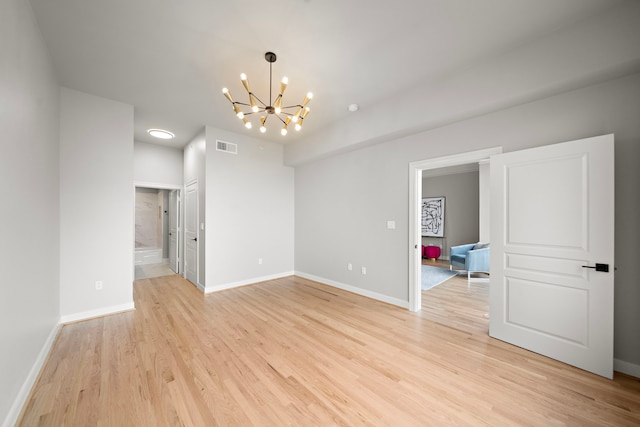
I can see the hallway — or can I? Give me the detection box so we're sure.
[134,262,176,280]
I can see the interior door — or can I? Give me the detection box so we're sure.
[168,189,179,273]
[185,182,198,286]
[490,134,614,378]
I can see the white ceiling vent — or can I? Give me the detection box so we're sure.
[216,140,237,154]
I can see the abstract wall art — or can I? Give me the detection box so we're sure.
[421,196,445,237]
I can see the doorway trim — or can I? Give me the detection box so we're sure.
[408,147,502,312]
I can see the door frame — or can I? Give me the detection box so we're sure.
[168,189,180,274]
[408,147,502,312]
[133,182,183,278]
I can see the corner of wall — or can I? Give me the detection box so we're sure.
[2,322,61,427]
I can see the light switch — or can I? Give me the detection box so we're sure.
[200,223,204,230]
[387,220,396,230]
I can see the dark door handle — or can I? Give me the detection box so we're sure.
[581,263,609,272]
[191,238,197,242]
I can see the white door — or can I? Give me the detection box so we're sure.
[168,190,179,273]
[490,134,614,378]
[185,182,198,285]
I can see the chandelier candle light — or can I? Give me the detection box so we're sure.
[222,52,312,135]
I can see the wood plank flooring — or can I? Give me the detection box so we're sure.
[18,273,640,426]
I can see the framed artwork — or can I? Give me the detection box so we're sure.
[421,196,445,237]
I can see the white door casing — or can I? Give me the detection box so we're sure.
[489,134,614,378]
[185,182,198,286]
[168,189,179,274]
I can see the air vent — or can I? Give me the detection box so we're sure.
[216,140,237,154]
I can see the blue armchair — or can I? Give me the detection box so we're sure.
[450,243,490,279]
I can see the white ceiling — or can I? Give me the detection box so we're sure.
[29,0,623,149]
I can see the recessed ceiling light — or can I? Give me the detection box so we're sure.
[147,128,175,139]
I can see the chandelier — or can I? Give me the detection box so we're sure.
[222,52,312,135]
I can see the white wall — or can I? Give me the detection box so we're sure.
[204,126,294,291]
[59,88,134,320]
[295,142,409,304]
[294,73,640,371]
[422,172,479,257]
[0,1,61,424]
[285,1,640,166]
[134,140,183,186]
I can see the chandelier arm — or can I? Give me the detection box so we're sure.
[281,104,303,110]
[233,101,251,107]
[250,93,268,107]
[273,114,288,125]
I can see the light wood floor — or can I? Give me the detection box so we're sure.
[18,273,640,426]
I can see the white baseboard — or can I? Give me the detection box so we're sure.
[204,271,295,294]
[3,322,60,427]
[294,271,410,309]
[614,358,640,378]
[60,302,135,324]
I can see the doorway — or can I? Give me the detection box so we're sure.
[408,147,502,311]
[134,184,181,280]
[420,165,483,304]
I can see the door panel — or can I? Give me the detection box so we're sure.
[507,278,588,344]
[185,182,198,286]
[490,134,614,378]
[507,155,586,249]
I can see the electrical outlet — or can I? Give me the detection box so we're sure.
[347,263,353,271]
[361,267,367,275]
[258,258,263,265]
[95,280,103,290]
